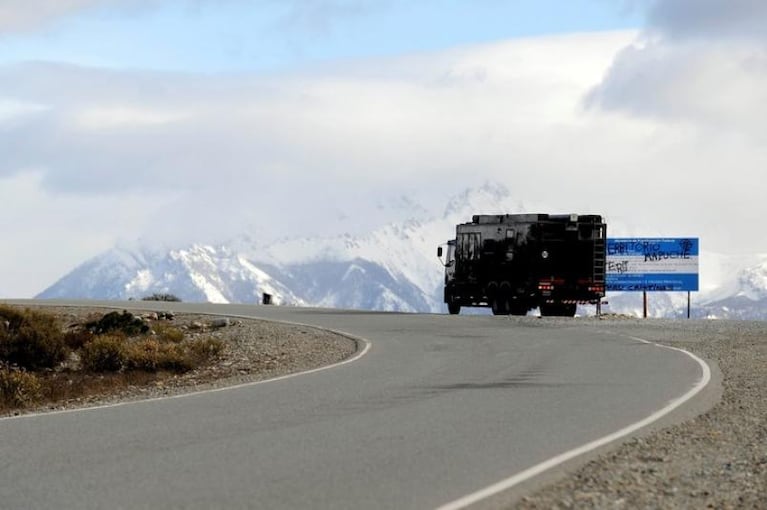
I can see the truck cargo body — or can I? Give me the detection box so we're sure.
[439,214,606,317]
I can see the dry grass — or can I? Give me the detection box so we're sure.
[0,364,42,409]
[0,307,227,413]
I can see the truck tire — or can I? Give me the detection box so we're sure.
[447,302,461,315]
[491,297,509,315]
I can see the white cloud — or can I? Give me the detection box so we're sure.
[587,0,767,133]
[0,32,633,193]
[74,106,190,129]
[586,39,767,138]
[2,29,767,297]
[581,0,767,259]
[0,172,167,297]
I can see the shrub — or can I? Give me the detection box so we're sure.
[123,339,161,371]
[63,329,94,351]
[0,364,41,408]
[124,339,192,373]
[188,337,225,363]
[0,306,68,370]
[155,343,193,372]
[85,311,149,336]
[154,324,184,343]
[80,335,125,372]
[141,293,182,302]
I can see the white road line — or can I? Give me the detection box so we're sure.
[1,315,371,422]
[435,335,712,510]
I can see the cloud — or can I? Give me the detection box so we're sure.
[586,40,767,136]
[0,32,637,270]
[647,0,767,40]
[586,0,767,138]
[0,32,629,196]
[0,0,384,35]
[0,0,120,32]
[0,171,165,297]
[3,29,767,298]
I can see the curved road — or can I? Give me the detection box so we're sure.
[0,301,709,509]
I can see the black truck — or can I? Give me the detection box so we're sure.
[437,214,606,317]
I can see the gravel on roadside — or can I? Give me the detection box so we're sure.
[514,318,767,509]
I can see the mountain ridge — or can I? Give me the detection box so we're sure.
[38,184,767,320]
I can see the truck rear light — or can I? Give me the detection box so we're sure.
[538,281,554,291]
[588,285,605,293]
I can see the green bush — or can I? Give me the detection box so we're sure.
[85,311,149,336]
[0,364,41,408]
[80,335,125,372]
[0,306,68,370]
[141,293,182,302]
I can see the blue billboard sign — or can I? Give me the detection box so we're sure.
[606,238,699,292]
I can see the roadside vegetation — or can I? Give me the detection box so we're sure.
[141,293,182,302]
[0,306,223,413]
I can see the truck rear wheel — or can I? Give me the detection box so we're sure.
[491,297,509,315]
[447,302,461,315]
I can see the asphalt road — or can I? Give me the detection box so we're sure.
[0,301,710,509]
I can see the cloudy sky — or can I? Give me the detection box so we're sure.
[1,0,766,297]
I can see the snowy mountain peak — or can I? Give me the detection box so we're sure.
[443,181,518,220]
[737,260,767,300]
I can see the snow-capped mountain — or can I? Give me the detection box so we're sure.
[38,183,767,320]
[39,182,520,311]
[39,243,305,306]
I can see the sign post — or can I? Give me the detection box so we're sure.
[606,238,700,318]
[643,291,648,319]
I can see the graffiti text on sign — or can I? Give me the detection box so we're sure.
[607,240,663,256]
[643,241,692,262]
[607,283,676,292]
[607,260,630,273]
[607,240,693,261]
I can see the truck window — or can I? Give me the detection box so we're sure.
[458,233,482,260]
[446,243,455,265]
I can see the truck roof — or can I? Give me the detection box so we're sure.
[465,214,603,226]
